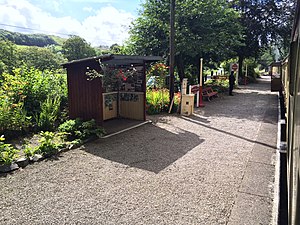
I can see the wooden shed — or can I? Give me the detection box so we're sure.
[62,54,162,125]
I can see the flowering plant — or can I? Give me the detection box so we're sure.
[86,60,137,92]
[147,63,169,89]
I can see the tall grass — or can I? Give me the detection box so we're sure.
[146,88,180,114]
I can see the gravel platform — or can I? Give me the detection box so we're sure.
[0,76,278,224]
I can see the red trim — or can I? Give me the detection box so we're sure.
[143,63,146,121]
[199,85,205,107]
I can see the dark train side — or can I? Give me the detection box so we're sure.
[275,0,300,224]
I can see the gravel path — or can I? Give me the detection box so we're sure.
[0,76,278,224]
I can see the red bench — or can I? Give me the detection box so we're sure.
[202,87,218,101]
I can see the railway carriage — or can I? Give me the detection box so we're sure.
[278,1,300,224]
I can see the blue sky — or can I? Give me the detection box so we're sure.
[0,0,144,46]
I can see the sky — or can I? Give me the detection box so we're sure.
[0,0,143,46]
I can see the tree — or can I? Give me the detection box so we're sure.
[109,44,124,54]
[126,0,243,81]
[17,46,66,71]
[0,29,57,47]
[230,0,296,78]
[0,39,18,74]
[270,0,296,57]
[62,35,96,61]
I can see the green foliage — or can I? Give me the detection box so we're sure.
[232,0,295,76]
[62,35,96,61]
[127,0,242,59]
[23,144,37,158]
[35,131,64,156]
[0,72,31,133]
[126,0,243,83]
[58,119,105,140]
[0,135,19,165]
[147,63,169,89]
[58,119,78,134]
[0,66,67,134]
[76,120,105,139]
[205,79,229,93]
[0,39,18,74]
[17,46,66,70]
[10,67,67,117]
[146,89,179,114]
[243,59,259,79]
[49,35,66,46]
[0,29,57,47]
[109,43,126,54]
[35,96,61,131]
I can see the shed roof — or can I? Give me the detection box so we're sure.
[62,54,163,68]
[269,61,282,67]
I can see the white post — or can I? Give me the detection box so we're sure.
[182,78,187,95]
[199,58,204,107]
[196,89,199,107]
[200,58,203,86]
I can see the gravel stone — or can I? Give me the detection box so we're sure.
[0,76,278,224]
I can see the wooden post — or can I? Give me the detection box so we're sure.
[199,58,204,107]
[245,63,248,85]
[169,0,175,111]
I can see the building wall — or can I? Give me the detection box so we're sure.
[66,62,103,124]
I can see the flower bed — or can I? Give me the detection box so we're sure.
[0,119,105,173]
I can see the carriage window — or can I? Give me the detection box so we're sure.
[289,40,298,96]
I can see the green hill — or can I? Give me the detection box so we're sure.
[49,35,67,46]
[0,29,66,47]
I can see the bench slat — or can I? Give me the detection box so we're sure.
[202,87,218,101]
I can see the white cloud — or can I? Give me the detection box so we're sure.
[70,0,116,3]
[82,6,134,46]
[0,0,135,46]
[83,7,94,12]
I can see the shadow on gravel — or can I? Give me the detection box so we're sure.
[83,123,204,173]
[0,173,8,178]
[181,116,277,149]
[240,77,271,91]
[194,90,278,124]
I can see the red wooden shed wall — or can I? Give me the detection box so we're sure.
[66,62,103,124]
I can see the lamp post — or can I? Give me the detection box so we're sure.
[199,58,204,107]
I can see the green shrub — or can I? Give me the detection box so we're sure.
[0,135,19,165]
[0,73,31,133]
[35,131,65,156]
[35,95,61,131]
[58,119,105,140]
[58,119,78,134]
[205,79,229,93]
[75,119,105,139]
[0,66,67,135]
[23,144,37,158]
[146,88,169,114]
[146,89,179,114]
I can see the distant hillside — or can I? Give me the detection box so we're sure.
[49,35,67,46]
[0,29,66,47]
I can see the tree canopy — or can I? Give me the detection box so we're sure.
[0,29,58,47]
[126,0,244,80]
[17,46,66,71]
[62,35,96,61]
[230,0,295,76]
[126,0,296,81]
[0,39,18,74]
